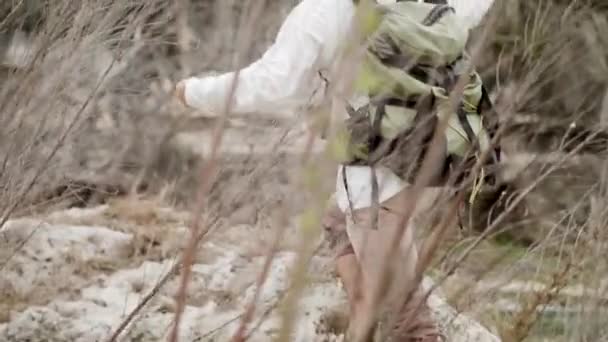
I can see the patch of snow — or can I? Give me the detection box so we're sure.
[426,283,502,342]
[239,252,297,305]
[192,249,242,292]
[0,206,502,342]
[0,220,132,301]
[46,205,109,222]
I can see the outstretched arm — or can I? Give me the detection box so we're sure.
[177,0,355,116]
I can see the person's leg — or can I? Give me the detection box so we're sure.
[322,198,365,319]
[335,252,364,315]
[345,188,442,342]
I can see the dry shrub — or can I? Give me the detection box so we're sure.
[464,0,608,244]
[0,0,299,221]
[2,0,608,341]
[477,0,608,126]
[0,0,170,219]
[451,1,608,340]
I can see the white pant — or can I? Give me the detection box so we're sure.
[335,165,406,213]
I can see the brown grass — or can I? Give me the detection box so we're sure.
[2,0,608,341]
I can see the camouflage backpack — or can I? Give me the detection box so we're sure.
[342,0,501,189]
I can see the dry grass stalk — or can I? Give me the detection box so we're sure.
[231,202,288,341]
[3,1,608,341]
[347,6,503,341]
[167,1,268,341]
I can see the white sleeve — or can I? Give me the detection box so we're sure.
[450,0,496,30]
[183,0,354,115]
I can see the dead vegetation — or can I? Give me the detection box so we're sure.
[1,0,608,341]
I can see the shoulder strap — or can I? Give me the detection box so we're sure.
[355,0,448,5]
[422,3,455,26]
[456,107,480,151]
[396,0,448,3]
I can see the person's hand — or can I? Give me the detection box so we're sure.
[174,80,187,106]
[172,76,220,117]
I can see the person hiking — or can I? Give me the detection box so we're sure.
[174,0,497,340]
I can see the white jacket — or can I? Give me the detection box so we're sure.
[182,0,495,212]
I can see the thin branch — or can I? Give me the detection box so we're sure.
[167,1,268,341]
[105,215,220,342]
[349,6,502,340]
[106,259,181,342]
[231,201,288,341]
[0,58,116,230]
[0,222,43,271]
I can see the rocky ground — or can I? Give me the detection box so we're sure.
[0,202,502,342]
[2,2,608,340]
[1,83,605,341]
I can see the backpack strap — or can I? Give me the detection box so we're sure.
[358,0,448,3]
[456,106,480,152]
[478,85,501,164]
[420,0,448,4]
[396,0,448,4]
[451,85,502,194]
[422,4,455,26]
[370,99,387,151]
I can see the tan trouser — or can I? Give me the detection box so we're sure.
[346,187,444,340]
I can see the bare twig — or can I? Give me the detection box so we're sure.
[167,1,268,341]
[231,202,288,341]
[0,0,25,31]
[0,58,116,229]
[349,6,502,340]
[0,222,43,271]
[106,214,220,341]
[107,259,181,342]
[403,129,607,339]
